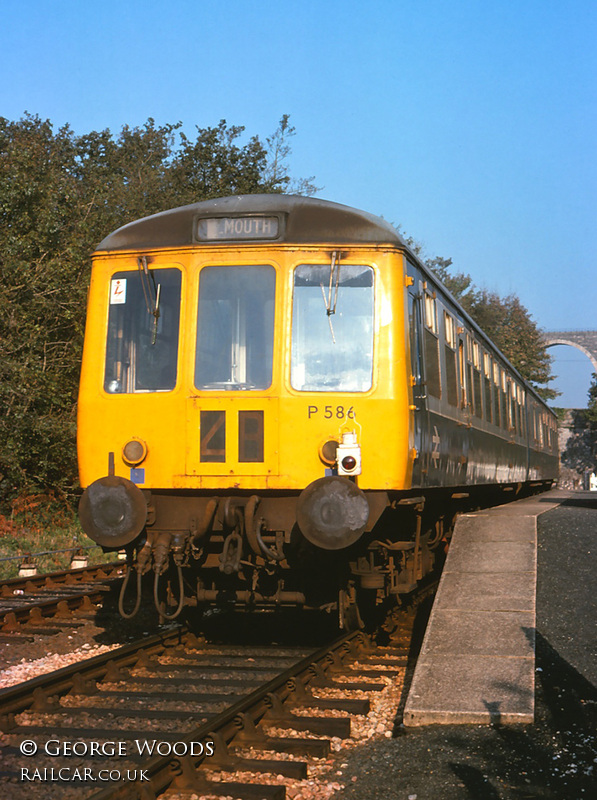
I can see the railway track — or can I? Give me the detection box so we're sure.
[0,564,124,639]
[0,604,425,800]
[1,563,124,596]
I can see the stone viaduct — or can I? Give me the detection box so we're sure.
[542,330,597,373]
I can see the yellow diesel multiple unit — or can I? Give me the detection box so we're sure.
[78,195,557,625]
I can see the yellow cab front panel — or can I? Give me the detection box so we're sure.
[77,245,413,495]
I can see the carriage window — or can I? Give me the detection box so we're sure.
[483,353,493,424]
[104,268,181,393]
[537,410,544,446]
[424,292,438,333]
[422,293,441,399]
[472,341,482,418]
[516,385,525,438]
[444,312,458,406]
[500,370,508,429]
[507,379,516,431]
[195,265,275,390]
[493,364,502,426]
[444,313,457,349]
[291,264,374,392]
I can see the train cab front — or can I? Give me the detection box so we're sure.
[76,196,411,626]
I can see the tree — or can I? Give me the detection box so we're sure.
[0,116,82,497]
[398,221,556,399]
[587,374,597,426]
[169,120,272,201]
[263,114,319,196]
[425,256,474,303]
[463,289,556,399]
[398,233,475,308]
[0,114,313,503]
[421,253,556,400]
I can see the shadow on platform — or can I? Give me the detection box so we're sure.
[443,630,597,799]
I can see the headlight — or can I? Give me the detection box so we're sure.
[122,438,148,466]
[319,439,339,466]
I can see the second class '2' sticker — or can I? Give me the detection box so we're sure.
[110,278,127,305]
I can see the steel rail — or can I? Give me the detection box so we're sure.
[87,629,365,800]
[0,562,124,595]
[1,623,365,799]
[0,563,125,632]
[2,585,434,798]
[0,625,188,720]
[0,589,107,630]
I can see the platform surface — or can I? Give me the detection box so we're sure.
[403,491,564,725]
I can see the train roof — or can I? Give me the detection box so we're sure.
[94,194,407,252]
[93,194,554,412]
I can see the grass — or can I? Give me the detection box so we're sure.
[0,493,115,580]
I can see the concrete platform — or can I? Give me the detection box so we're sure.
[403,491,564,725]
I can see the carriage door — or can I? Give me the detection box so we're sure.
[407,283,428,486]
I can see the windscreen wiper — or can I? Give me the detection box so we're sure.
[138,256,161,344]
[320,250,341,343]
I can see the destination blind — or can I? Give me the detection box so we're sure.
[196,215,279,241]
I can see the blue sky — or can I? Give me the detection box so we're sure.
[2,0,596,405]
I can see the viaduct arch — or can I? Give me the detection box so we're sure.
[543,331,597,374]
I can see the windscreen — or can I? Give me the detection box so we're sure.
[104,267,182,393]
[291,264,374,392]
[195,265,276,390]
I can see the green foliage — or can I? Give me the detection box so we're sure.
[398,226,556,399]
[0,113,312,505]
[422,254,556,401]
[462,290,557,400]
[587,374,597,426]
[0,492,109,580]
[263,114,320,196]
[425,256,474,301]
